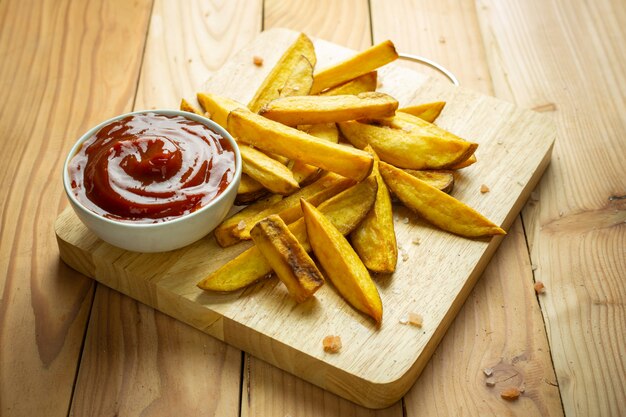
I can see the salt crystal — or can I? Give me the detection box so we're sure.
[399,315,409,325]
[485,378,496,387]
[412,237,421,245]
[237,220,246,230]
[483,367,494,377]
[401,253,409,262]
[402,217,409,224]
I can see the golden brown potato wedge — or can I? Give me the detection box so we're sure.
[236,174,268,205]
[398,101,446,123]
[260,92,398,126]
[351,147,397,273]
[199,175,377,291]
[251,215,324,303]
[319,71,377,96]
[279,55,314,97]
[239,144,299,195]
[180,98,205,116]
[448,154,477,169]
[301,199,383,324]
[290,123,341,185]
[311,40,398,94]
[197,93,246,128]
[338,118,477,170]
[228,109,373,181]
[214,173,354,247]
[248,33,317,113]
[404,169,455,194]
[379,162,506,237]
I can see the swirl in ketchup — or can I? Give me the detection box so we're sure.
[68,112,236,223]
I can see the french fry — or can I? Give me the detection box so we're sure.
[404,169,455,194]
[279,55,314,97]
[239,144,299,195]
[248,33,317,113]
[228,109,373,181]
[199,175,377,291]
[197,92,246,128]
[180,98,205,116]
[311,40,398,94]
[338,118,477,170]
[236,174,268,205]
[398,101,446,123]
[351,146,397,273]
[251,215,324,303]
[260,92,398,125]
[214,172,354,247]
[290,123,339,184]
[301,199,383,324]
[319,71,377,96]
[378,162,506,237]
[394,111,477,168]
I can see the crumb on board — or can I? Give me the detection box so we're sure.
[408,312,423,328]
[253,55,264,66]
[500,387,521,401]
[377,79,383,88]
[399,315,409,325]
[402,217,409,224]
[401,252,409,262]
[534,281,546,294]
[480,184,490,193]
[412,237,421,245]
[323,335,342,353]
[486,378,496,387]
[483,367,494,377]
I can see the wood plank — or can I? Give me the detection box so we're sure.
[371,0,564,415]
[475,0,626,415]
[244,1,402,414]
[0,0,152,416]
[56,28,555,408]
[68,0,262,415]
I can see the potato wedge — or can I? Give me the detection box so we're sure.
[251,215,324,303]
[319,71,377,96]
[290,123,341,185]
[180,98,205,116]
[248,33,317,113]
[236,174,268,204]
[338,118,477,170]
[199,175,377,291]
[311,40,398,94]
[279,55,314,97]
[448,154,477,169]
[302,199,383,324]
[260,92,398,126]
[351,147,397,273]
[214,172,354,247]
[228,109,373,181]
[398,101,446,123]
[379,162,506,237]
[240,144,299,195]
[404,169,455,194]
[197,92,246,128]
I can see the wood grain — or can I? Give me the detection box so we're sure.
[68,1,262,416]
[476,0,626,415]
[370,1,564,415]
[56,28,555,408]
[244,2,402,414]
[0,0,151,415]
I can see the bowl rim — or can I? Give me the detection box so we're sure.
[62,109,242,229]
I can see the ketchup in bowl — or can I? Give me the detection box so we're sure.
[68,112,236,223]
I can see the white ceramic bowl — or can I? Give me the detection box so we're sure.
[63,110,241,252]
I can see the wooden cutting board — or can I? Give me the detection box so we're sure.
[55,28,555,409]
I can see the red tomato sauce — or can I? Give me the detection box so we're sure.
[68,113,235,223]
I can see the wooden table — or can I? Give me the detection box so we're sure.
[1,1,624,416]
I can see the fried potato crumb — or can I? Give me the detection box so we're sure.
[480,184,490,193]
[323,335,342,353]
[408,312,423,327]
[411,237,421,245]
[534,281,546,294]
[253,55,264,66]
[500,387,521,401]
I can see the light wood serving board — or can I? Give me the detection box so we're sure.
[55,28,555,408]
